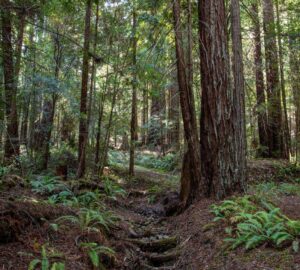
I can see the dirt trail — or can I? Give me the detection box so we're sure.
[112,167,181,269]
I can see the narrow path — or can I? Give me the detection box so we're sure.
[113,166,181,269]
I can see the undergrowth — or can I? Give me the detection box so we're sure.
[211,195,300,251]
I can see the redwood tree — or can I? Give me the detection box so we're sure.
[230,0,247,188]
[251,0,269,157]
[173,0,202,207]
[262,0,283,158]
[198,0,244,199]
[1,0,20,159]
[77,0,92,178]
[129,9,137,176]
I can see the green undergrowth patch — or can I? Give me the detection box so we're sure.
[210,195,300,251]
[108,149,179,172]
[26,174,119,269]
[249,181,300,200]
[135,152,179,172]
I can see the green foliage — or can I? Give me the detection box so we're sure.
[135,153,178,172]
[210,196,257,222]
[56,208,117,233]
[0,165,10,178]
[80,242,115,270]
[103,178,126,200]
[211,196,300,251]
[108,150,128,166]
[47,190,75,205]
[48,190,104,208]
[251,181,300,198]
[28,245,65,270]
[31,175,69,195]
[277,164,300,178]
[51,144,76,167]
[108,150,178,172]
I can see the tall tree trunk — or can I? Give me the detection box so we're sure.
[251,0,269,157]
[1,0,20,159]
[230,0,247,189]
[141,84,148,145]
[38,32,62,169]
[15,11,26,80]
[262,0,283,158]
[199,0,243,199]
[129,10,138,176]
[77,0,92,178]
[289,36,300,163]
[275,0,290,159]
[173,0,202,208]
[87,0,100,130]
[168,72,180,151]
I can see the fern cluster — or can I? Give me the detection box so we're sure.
[80,242,115,269]
[31,175,69,195]
[56,208,118,234]
[28,245,65,270]
[211,196,300,251]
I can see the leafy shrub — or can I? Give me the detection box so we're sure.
[80,242,115,270]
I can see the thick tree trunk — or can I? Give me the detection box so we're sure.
[230,0,247,190]
[1,0,20,159]
[262,0,283,158]
[251,1,269,157]
[77,0,92,178]
[129,10,137,176]
[173,0,202,208]
[199,0,243,199]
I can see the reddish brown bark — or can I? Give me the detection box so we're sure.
[77,0,92,178]
[231,0,247,190]
[129,10,138,176]
[251,1,269,157]
[262,0,283,158]
[1,0,20,159]
[173,0,202,207]
[199,0,243,199]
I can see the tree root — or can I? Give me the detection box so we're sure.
[146,249,180,265]
[126,236,178,252]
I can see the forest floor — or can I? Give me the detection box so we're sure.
[0,158,300,269]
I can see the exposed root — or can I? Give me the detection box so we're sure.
[126,236,178,252]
